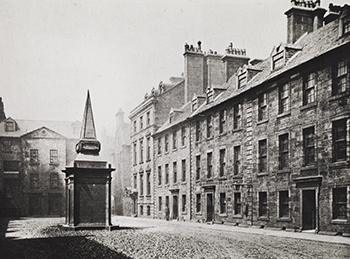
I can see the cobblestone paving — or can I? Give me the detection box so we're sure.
[1,217,350,259]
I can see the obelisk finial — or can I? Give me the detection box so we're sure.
[75,90,101,155]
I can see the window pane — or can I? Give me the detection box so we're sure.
[333,188,347,219]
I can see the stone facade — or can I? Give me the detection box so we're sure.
[0,115,80,217]
[135,2,350,235]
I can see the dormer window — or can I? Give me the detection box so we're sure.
[5,121,15,132]
[238,71,247,88]
[273,51,285,70]
[192,98,198,111]
[207,88,214,103]
[344,16,350,34]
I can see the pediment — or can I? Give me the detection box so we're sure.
[22,126,66,139]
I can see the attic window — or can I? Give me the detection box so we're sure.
[344,16,350,34]
[192,98,198,111]
[207,89,214,103]
[272,51,284,70]
[238,71,247,88]
[5,121,14,132]
[169,114,173,123]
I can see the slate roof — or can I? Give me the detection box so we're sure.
[155,101,192,134]
[190,15,350,117]
[0,118,81,139]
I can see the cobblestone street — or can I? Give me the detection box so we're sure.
[1,216,350,258]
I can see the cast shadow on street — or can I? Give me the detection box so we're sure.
[0,218,133,259]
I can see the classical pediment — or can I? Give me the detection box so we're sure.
[22,126,66,139]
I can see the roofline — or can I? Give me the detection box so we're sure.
[192,40,350,118]
[21,126,67,139]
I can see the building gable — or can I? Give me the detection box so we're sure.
[22,126,66,139]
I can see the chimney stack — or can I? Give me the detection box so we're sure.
[285,0,326,44]
[0,97,6,122]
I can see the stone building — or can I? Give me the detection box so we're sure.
[0,101,80,217]
[129,41,248,218]
[153,103,193,221]
[112,108,132,216]
[138,1,350,235]
[129,78,185,217]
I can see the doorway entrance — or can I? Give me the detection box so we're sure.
[302,189,316,230]
[49,193,61,216]
[29,193,41,216]
[206,193,214,222]
[173,195,178,220]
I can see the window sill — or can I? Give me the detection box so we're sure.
[277,112,291,119]
[331,219,348,225]
[277,169,291,174]
[300,165,317,171]
[232,175,242,179]
[218,132,227,137]
[50,163,59,166]
[277,217,291,222]
[206,137,214,141]
[196,212,202,216]
[29,162,40,166]
[232,128,243,133]
[218,177,227,181]
[257,172,268,177]
[219,213,228,218]
[257,119,268,125]
[300,103,317,111]
[329,92,348,102]
[258,216,269,221]
[181,212,187,215]
[181,145,186,149]
[181,181,187,185]
[330,161,348,169]
[172,148,177,152]
[232,215,243,219]
[145,195,151,198]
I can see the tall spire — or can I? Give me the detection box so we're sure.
[80,90,97,140]
[76,90,101,155]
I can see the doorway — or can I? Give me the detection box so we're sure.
[49,193,61,216]
[206,193,214,222]
[29,193,41,216]
[173,195,178,220]
[302,189,316,230]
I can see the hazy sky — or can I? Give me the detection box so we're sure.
[0,0,348,136]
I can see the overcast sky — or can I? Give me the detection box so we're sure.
[0,0,348,136]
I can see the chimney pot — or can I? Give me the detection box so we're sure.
[197,41,202,51]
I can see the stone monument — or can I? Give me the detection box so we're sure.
[63,91,115,230]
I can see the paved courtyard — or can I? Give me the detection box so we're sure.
[0,216,349,258]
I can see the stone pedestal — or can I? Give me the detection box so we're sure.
[63,155,115,230]
[62,91,116,230]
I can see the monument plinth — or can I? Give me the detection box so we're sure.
[63,91,115,230]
